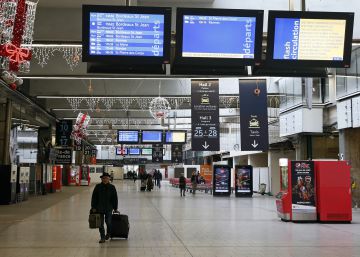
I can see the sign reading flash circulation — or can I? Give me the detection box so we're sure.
[191,79,219,151]
[213,165,231,196]
[239,79,268,151]
[291,161,316,220]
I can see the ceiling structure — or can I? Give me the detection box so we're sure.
[9,0,304,146]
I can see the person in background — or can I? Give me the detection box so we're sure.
[191,171,198,194]
[91,172,118,243]
[156,170,162,188]
[147,174,154,191]
[110,170,114,182]
[133,171,137,183]
[179,173,186,197]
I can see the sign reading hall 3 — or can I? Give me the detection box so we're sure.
[191,79,220,151]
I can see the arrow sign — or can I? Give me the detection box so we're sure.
[251,140,259,148]
[202,141,210,149]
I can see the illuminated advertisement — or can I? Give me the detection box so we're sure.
[213,165,231,195]
[273,18,346,61]
[235,166,252,194]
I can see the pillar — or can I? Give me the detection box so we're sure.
[0,99,12,165]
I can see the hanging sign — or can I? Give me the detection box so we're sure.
[84,145,92,156]
[74,140,82,151]
[191,79,220,151]
[152,144,163,163]
[56,120,73,147]
[171,144,183,163]
[239,79,268,151]
[55,148,72,165]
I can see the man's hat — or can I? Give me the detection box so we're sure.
[100,172,111,178]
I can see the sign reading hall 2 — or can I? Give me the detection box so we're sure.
[239,79,268,151]
[191,79,220,151]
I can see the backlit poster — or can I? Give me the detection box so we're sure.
[213,165,231,196]
[235,165,253,196]
[291,161,316,218]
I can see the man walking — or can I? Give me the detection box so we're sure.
[91,172,118,243]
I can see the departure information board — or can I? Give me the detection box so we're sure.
[117,130,139,143]
[165,131,186,143]
[273,18,346,61]
[89,12,165,57]
[141,130,163,143]
[182,15,256,58]
[129,148,141,155]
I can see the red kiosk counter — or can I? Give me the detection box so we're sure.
[276,159,352,222]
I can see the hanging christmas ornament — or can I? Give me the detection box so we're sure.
[71,112,91,143]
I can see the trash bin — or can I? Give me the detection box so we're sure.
[259,183,266,195]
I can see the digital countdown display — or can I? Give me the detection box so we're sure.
[89,12,165,57]
[273,18,346,61]
[182,15,256,58]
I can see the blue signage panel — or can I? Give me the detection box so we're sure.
[89,12,165,57]
[142,130,163,143]
[117,130,139,143]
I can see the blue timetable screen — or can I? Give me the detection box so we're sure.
[273,18,346,61]
[89,12,165,57]
[118,131,138,143]
[142,131,162,142]
[182,15,256,58]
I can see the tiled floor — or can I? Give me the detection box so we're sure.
[0,180,359,257]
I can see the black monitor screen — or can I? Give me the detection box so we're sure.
[89,12,165,57]
[165,131,186,143]
[141,130,163,143]
[116,147,128,155]
[82,5,172,63]
[129,148,140,155]
[175,8,264,67]
[141,148,152,155]
[183,16,256,59]
[267,11,354,68]
[117,130,139,144]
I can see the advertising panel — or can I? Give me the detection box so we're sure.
[235,165,253,196]
[213,165,231,196]
[291,161,316,217]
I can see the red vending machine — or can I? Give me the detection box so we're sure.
[276,159,317,221]
[315,160,352,222]
[52,166,62,192]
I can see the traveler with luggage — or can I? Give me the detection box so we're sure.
[147,174,154,191]
[179,173,186,197]
[191,171,198,194]
[91,172,118,243]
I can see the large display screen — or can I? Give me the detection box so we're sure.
[214,166,231,194]
[117,130,139,144]
[182,15,256,59]
[235,167,251,193]
[165,131,186,143]
[141,130,163,143]
[89,12,165,57]
[116,147,128,155]
[141,148,152,155]
[266,11,354,68]
[273,18,346,61]
[129,148,141,155]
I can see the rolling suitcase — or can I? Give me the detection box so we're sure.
[111,211,129,239]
